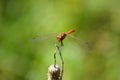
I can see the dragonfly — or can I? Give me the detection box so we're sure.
[32,29,90,51]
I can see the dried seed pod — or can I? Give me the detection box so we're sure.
[48,65,61,80]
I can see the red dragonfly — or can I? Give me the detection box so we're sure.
[32,29,90,51]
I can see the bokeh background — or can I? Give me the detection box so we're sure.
[0,0,120,80]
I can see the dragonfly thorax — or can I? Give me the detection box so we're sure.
[56,32,67,42]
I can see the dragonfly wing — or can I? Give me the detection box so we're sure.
[31,33,57,42]
[68,35,91,51]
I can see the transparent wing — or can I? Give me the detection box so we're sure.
[31,33,57,42]
[68,35,91,52]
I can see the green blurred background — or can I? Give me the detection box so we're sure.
[0,0,120,80]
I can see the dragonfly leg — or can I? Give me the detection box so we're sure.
[61,41,64,46]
